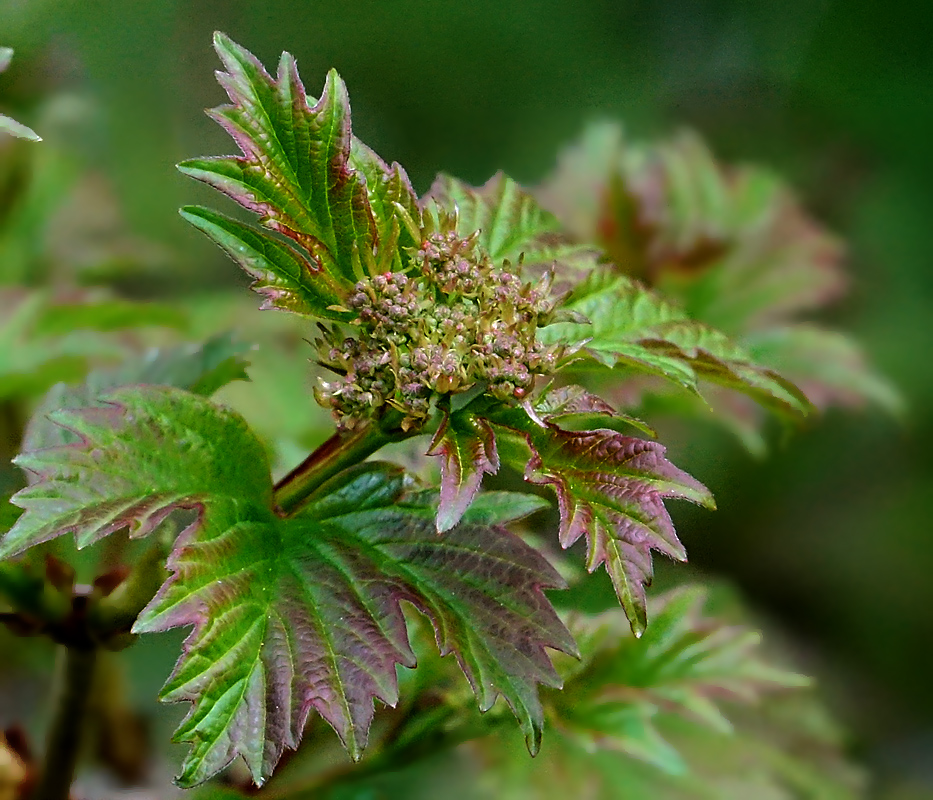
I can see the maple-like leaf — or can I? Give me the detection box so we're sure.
[539,268,812,418]
[0,387,271,560]
[426,172,598,280]
[1,387,573,785]
[534,383,657,438]
[181,34,418,319]
[473,589,860,800]
[537,123,845,332]
[746,324,903,418]
[0,48,41,142]
[427,408,500,532]
[490,407,713,636]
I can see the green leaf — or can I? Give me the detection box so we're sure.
[30,298,189,336]
[535,383,657,437]
[491,407,713,636]
[427,408,500,532]
[476,588,858,800]
[136,461,574,785]
[22,333,251,452]
[746,324,904,418]
[4,389,573,785]
[350,138,421,273]
[0,387,271,559]
[537,123,846,333]
[0,48,41,142]
[541,269,812,418]
[179,206,350,320]
[181,33,384,312]
[426,172,598,276]
[558,588,808,739]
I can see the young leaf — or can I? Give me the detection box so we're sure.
[3,388,573,785]
[427,408,500,532]
[535,383,657,438]
[22,333,251,452]
[0,387,271,559]
[746,324,904,418]
[426,172,599,277]
[136,462,574,785]
[491,407,713,636]
[180,33,381,314]
[558,588,808,741]
[0,48,41,142]
[540,269,812,418]
[537,123,845,331]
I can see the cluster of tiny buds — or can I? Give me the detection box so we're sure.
[314,224,561,429]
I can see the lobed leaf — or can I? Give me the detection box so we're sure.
[136,462,574,785]
[0,387,271,559]
[491,406,713,636]
[539,269,812,418]
[537,123,846,332]
[427,408,501,532]
[181,33,410,316]
[2,385,574,785]
[426,172,598,278]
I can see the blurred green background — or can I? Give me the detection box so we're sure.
[2,0,931,794]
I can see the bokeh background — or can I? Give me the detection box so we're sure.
[2,0,931,795]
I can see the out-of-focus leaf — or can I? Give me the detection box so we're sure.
[30,298,188,336]
[537,123,845,333]
[491,406,713,636]
[474,589,861,800]
[746,325,904,418]
[0,48,40,142]
[22,333,251,452]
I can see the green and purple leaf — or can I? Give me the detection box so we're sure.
[3,387,574,785]
[535,383,657,438]
[540,269,812,418]
[427,409,500,532]
[425,172,599,279]
[22,333,251,452]
[492,407,713,636]
[136,462,574,785]
[0,387,271,560]
[181,33,395,315]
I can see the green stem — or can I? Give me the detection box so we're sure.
[31,645,98,800]
[273,414,410,516]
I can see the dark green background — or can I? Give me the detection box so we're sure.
[2,0,931,792]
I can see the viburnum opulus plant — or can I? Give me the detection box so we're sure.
[0,34,885,796]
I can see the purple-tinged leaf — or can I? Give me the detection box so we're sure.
[0,387,271,560]
[427,409,500,532]
[180,33,380,311]
[136,462,575,785]
[491,407,713,636]
[535,384,657,437]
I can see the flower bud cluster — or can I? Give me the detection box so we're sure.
[315,225,561,428]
